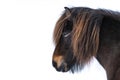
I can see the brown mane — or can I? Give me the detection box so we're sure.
[54,8,104,64]
[52,7,120,80]
[53,10,71,45]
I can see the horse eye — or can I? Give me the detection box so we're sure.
[62,20,73,38]
[63,32,71,37]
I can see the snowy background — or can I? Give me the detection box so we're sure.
[0,0,120,80]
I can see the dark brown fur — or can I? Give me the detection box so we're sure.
[52,7,120,80]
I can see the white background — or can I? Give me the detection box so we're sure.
[0,0,120,80]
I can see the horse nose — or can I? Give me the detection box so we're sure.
[52,60,57,68]
[58,62,68,72]
[52,60,61,71]
[52,60,63,71]
[52,55,68,72]
[52,60,67,72]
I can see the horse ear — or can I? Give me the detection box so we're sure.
[64,7,71,16]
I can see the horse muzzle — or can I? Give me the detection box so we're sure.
[52,60,69,72]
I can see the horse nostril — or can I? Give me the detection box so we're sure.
[52,60,57,68]
[57,63,64,71]
[52,60,65,72]
[52,56,69,72]
[57,62,68,72]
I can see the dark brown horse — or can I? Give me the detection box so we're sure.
[52,7,120,80]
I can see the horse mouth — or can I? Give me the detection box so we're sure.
[55,65,70,72]
[52,60,70,72]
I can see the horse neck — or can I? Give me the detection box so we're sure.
[96,16,120,80]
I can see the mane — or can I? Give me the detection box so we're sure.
[53,11,71,45]
[53,7,120,70]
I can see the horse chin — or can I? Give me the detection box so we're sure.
[54,63,71,72]
[62,67,70,72]
[56,66,70,72]
[61,69,70,72]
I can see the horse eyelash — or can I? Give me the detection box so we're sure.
[64,33,71,37]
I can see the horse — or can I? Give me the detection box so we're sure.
[52,7,120,80]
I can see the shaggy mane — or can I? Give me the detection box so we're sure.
[53,7,120,67]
